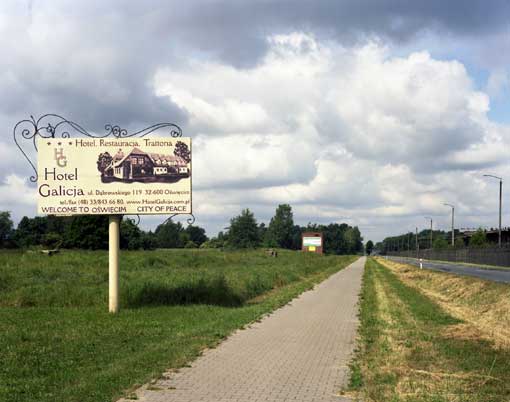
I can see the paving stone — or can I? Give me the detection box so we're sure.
[120,257,365,402]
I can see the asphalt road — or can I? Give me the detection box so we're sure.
[385,256,510,284]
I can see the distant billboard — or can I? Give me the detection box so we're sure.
[302,232,323,254]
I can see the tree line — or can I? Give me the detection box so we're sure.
[204,204,363,255]
[0,204,363,254]
[0,212,207,250]
[376,227,489,253]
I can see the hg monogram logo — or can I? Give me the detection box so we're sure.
[54,148,67,167]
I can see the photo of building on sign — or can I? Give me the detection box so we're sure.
[301,232,323,254]
[97,141,191,184]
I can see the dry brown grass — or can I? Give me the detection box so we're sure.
[355,260,463,400]
[349,258,510,401]
[376,257,510,349]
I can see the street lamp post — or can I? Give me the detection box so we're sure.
[483,174,503,247]
[424,216,433,249]
[415,227,419,258]
[443,203,455,247]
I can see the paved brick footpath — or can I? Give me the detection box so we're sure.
[122,257,365,402]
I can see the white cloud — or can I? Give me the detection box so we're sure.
[0,174,37,221]
[150,33,510,241]
[2,21,510,242]
[486,69,509,99]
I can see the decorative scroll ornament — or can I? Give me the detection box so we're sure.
[13,114,182,183]
[124,214,197,227]
[125,215,141,226]
[165,213,196,226]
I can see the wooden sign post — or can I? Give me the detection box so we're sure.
[109,215,121,313]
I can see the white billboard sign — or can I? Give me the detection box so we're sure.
[303,237,322,247]
[37,137,191,215]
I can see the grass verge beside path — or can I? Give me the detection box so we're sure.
[379,258,510,348]
[0,249,357,402]
[346,258,510,402]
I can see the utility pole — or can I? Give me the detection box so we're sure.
[443,203,455,247]
[500,178,502,246]
[483,174,503,247]
[415,227,419,258]
[424,216,433,249]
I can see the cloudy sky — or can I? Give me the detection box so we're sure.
[2,0,510,242]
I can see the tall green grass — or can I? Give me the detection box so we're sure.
[0,249,356,402]
[0,249,345,308]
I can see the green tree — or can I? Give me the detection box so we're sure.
[10,213,161,250]
[300,222,363,255]
[141,231,157,250]
[178,231,191,247]
[0,211,14,247]
[470,228,487,247]
[322,223,349,254]
[265,204,295,248]
[155,220,184,248]
[290,225,303,250]
[14,216,48,247]
[365,240,374,255]
[47,215,72,235]
[258,223,268,244]
[64,216,109,249]
[185,225,208,246]
[433,236,449,250]
[120,218,143,250]
[345,226,363,254]
[227,209,260,248]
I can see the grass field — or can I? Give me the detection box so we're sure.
[347,258,510,401]
[0,248,356,402]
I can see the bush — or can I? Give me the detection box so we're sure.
[200,239,224,248]
[41,233,63,249]
[433,237,448,250]
[123,274,244,307]
[470,228,487,247]
[185,225,208,247]
[141,232,157,250]
[184,240,198,249]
